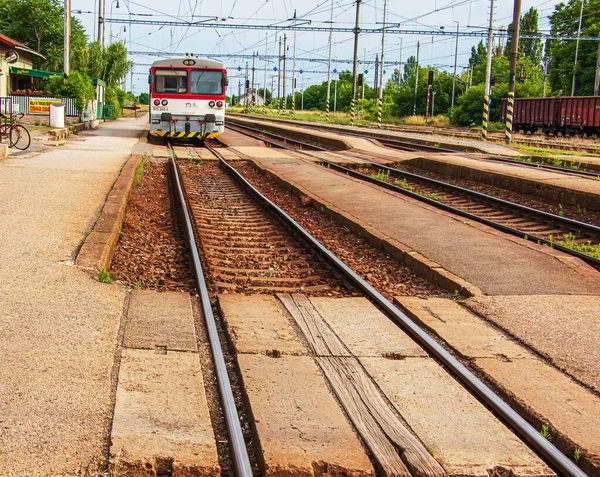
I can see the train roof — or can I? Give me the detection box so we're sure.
[151,58,225,69]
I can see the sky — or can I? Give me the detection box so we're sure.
[70,0,565,95]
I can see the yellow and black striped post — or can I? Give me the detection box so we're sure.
[481,94,489,140]
[377,98,383,129]
[505,91,514,144]
[350,98,355,126]
[292,96,295,117]
[326,98,330,122]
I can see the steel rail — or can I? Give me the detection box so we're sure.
[225,121,600,268]
[204,143,587,477]
[168,143,254,477]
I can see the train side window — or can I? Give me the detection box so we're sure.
[155,69,188,93]
[190,70,224,95]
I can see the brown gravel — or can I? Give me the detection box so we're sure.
[391,162,600,226]
[232,161,446,300]
[110,160,196,291]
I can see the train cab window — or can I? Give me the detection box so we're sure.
[155,69,188,93]
[190,70,224,95]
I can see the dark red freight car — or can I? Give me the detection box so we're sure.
[501,96,600,136]
[559,96,600,136]
[501,97,560,134]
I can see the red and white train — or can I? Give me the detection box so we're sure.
[149,57,227,139]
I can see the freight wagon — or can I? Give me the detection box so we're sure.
[501,96,600,137]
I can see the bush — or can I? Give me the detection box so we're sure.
[45,71,95,116]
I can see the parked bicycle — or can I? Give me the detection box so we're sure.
[0,112,31,150]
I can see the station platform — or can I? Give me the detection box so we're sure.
[0,117,147,475]
[229,113,521,156]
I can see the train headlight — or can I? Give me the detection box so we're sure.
[208,101,216,108]
[161,99,168,106]
[153,99,160,106]
[216,101,223,108]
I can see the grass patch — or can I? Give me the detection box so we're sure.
[393,178,415,191]
[540,424,552,442]
[98,268,112,284]
[555,232,600,259]
[370,169,390,182]
[133,157,145,187]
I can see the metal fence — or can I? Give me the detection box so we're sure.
[9,95,78,116]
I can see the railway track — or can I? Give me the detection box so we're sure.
[225,121,600,269]
[168,139,588,476]
[226,117,600,179]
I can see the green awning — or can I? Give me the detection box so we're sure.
[9,66,63,79]
[91,77,106,87]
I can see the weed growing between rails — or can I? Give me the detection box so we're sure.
[555,233,600,259]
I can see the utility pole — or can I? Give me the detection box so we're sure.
[64,0,71,75]
[595,42,600,96]
[282,34,287,113]
[292,30,297,116]
[334,76,338,112]
[413,41,420,115]
[481,0,495,140]
[505,0,521,145]
[252,52,257,106]
[97,0,103,43]
[451,21,459,107]
[237,81,241,105]
[377,0,388,129]
[245,61,249,108]
[263,34,268,110]
[270,76,275,108]
[374,54,379,102]
[350,0,361,126]
[277,36,282,114]
[102,0,106,46]
[571,0,584,96]
[326,0,334,121]
[398,38,402,84]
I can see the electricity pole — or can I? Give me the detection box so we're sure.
[413,41,420,115]
[97,0,103,43]
[505,0,521,145]
[64,0,71,75]
[282,33,287,113]
[571,0,584,96]
[251,52,256,106]
[277,36,282,113]
[481,0,495,140]
[326,0,334,121]
[595,42,600,96]
[263,34,268,109]
[377,0,388,129]
[350,0,361,126]
[292,30,297,116]
[451,21,459,107]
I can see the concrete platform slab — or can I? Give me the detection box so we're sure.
[361,357,554,477]
[237,354,374,477]
[109,348,219,477]
[476,357,600,469]
[231,146,294,159]
[395,296,600,473]
[124,290,198,352]
[219,294,308,355]
[309,296,427,357]
[465,294,600,392]
[218,129,266,147]
[251,157,600,296]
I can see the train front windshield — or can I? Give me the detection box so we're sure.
[154,70,188,93]
[190,70,224,95]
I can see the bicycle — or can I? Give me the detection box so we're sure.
[0,112,31,150]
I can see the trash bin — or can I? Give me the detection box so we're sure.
[49,102,65,128]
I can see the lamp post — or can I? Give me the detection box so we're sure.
[109,0,120,44]
[451,21,459,108]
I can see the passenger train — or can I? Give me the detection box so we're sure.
[149,58,227,139]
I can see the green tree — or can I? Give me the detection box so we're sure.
[45,70,94,114]
[138,92,149,105]
[0,0,88,71]
[547,0,600,95]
